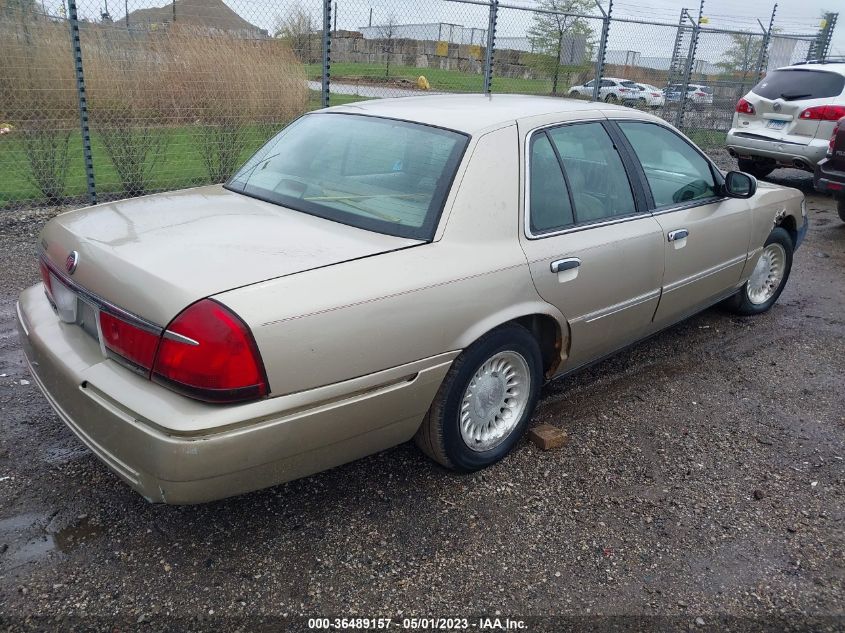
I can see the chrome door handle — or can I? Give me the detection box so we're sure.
[550,257,581,273]
[668,229,689,242]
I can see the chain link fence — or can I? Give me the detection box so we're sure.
[0,0,838,210]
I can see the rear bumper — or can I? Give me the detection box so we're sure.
[726,129,829,167]
[814,157,845,194]
[17,284,453,504]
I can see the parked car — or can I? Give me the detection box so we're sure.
[813,116,845,221]
[569,77,640,102]
[726,60,845,178]
[18,95,807,504]
[631,83,666,107]
[666,83,714,105]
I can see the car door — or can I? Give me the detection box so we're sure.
[518,119,665,370]
[613,120,752,327]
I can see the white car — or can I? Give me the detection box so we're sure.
[726,60,845,177]
[569,77,640,103]
[666,83,714,105]
[632,83,665,107]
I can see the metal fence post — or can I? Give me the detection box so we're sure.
[755,5,776,80]
[592,0,612,102]
[321,0,332,108]
[483,0,498,94]
[67,0,96,205]
[675,0,703,129]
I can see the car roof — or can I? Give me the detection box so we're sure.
[778,61,845,75]
[324,94,644,135]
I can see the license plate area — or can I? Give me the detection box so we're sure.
[766,120,787,130]
[49,273,78,323]
[49,273,101,343]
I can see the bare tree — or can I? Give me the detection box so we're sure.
[377,14,399,78]
[273,2,314,62]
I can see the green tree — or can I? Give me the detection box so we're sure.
[715,33,764,78]
[527,0,595,95]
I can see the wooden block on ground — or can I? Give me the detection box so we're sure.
[528,424,569,451]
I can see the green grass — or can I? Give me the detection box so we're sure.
[0,125,275,206]
[685,128,728,150]
[306,62,560,96]
[0,92,339,206]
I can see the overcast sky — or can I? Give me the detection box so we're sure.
[69,0,843,58]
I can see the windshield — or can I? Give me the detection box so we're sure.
[752,69,845,101]
[226,113,469,240]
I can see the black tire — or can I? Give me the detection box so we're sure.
[724,227,794,316]
[737,158,775,180]
[837,195,845,223]
[415,323,543,472]
[569,91,580,98]
[604,93,618,103]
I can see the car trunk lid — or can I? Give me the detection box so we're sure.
[40,185,421,326]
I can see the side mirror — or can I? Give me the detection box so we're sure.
[724,170,757,198]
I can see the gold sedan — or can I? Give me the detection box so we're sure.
[17,95,807,503]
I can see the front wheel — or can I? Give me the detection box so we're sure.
[737,158,774,179]
[604,93,618,103]
[724,227,793,316]
[415,324,543,472]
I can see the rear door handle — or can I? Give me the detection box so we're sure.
[668,229,689,242]
[550,257,581,273]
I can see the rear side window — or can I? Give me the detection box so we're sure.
[618,122,717,207]
[752,69,845,101]
[547,123,637,223]
[529,134,574,233]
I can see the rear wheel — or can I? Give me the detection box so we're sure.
[737,158,775,179]
[415,324,542,472]
[837,195,845,222]
[724,227,793,316]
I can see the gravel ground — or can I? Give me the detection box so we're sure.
[0,160,843,632]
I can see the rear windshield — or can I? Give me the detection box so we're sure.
[752,69,845,101]
[226,113,468,241]
[621,81,639,88]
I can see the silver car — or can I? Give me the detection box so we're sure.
[18,95,807,503]
[726,60,845,177]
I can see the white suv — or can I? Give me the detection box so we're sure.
[726,60,845,178]
[569,77,640,103]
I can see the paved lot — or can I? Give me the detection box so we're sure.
[0,167,842,630]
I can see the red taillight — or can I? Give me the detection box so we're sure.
[99,311,160,371]
[736,98,755,115]
[651,92,661,97]
[151,299,268,403]
[39,259,53,299]
[695,91,705,96]
[799,105,845,121]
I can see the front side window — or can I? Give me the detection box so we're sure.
[618,121,717,207]
[546,123,637,223]
[226,113,468,240]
